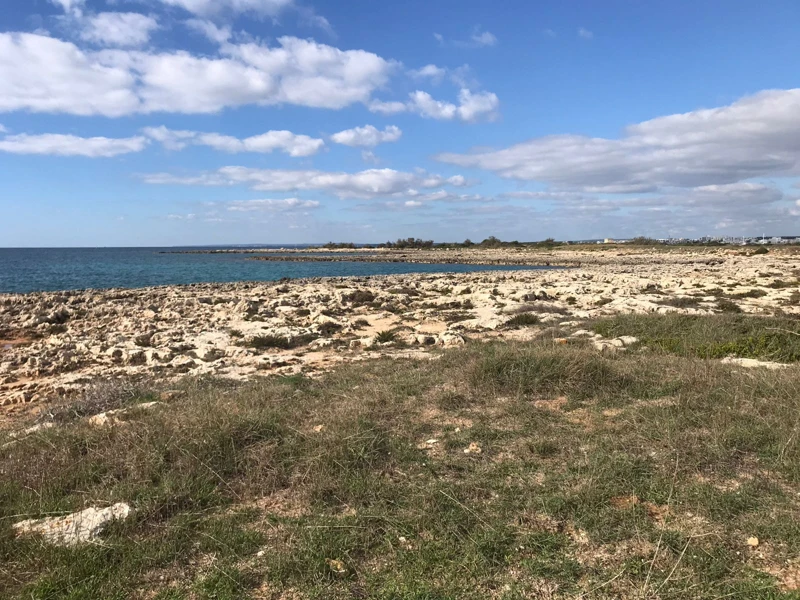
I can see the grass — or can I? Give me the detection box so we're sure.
[375,330,397,343]
[244,333,318,350]
[657,296,705,309]
[717,298,744,313]
[3,315,800,598]
[504,313,540,328]
[592,313,800,362]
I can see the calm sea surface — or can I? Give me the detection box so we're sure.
[0,247,552,294]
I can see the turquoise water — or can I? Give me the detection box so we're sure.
[0,247,551,294]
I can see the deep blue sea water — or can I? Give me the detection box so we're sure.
[0,247,552,294]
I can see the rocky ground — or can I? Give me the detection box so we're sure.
[2,247,799,422]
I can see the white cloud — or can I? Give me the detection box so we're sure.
[544,29,557,38]
[578,28,593,40]
[409,64,447,83]
[455,89,500,122]
[227,198,320,211]
[143,166,469,199]
[331,125,402,147]
[407,89,499,122]
[157,0,293,17]
[296,6,335,37]
[437,88,800,192]
[369,89,498,122]
[361,150,379,164]
[143,126,324,156]
[0,124,6,133]
[0,33,140,117]
[80,12,159,47]
[470,29,497,47]
[0,33,395,116]
[0,133,147,157]
[408,90,457,120]
[437,28,498,49]
[50,0,85,16]
[141,126,197,150]
[368,99,408,115]
[185,19,231,44]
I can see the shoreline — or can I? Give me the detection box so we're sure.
[2,248,799,421]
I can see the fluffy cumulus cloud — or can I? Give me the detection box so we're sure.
[0,33,140,117]
[143,126,324,156]
[80,13,160,47]
[369,89,499,122]
[0,133,148,157]
[409,89,499,122]
[157,0,293,17]
[330,125,402,147]
[437,88,800,192]
[143,166,469,199]
[0,33,395,116]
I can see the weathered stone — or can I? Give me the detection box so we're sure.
[13,503,132,546]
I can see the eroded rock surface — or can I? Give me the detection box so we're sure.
[1,248,798,413]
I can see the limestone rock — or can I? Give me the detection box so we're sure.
[13,503,132,546]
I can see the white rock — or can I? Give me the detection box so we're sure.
[438,333,465,347]
[13,503,132,546]
[88,402,159,427]
[721,357,787,370]
[571,330,594,338]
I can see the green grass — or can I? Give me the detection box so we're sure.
[592,313,800,362]
[375,330,397,343]
[4,316,800,598]
[504,313,540,328]
[244,333,318,350]
[657,296,705,309]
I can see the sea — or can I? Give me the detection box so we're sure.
[0,247,551,294]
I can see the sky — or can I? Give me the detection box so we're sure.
[1,0,800,247]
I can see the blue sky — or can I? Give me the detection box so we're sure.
[1,0,799,246]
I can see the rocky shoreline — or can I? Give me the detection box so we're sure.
[2,248,798,423]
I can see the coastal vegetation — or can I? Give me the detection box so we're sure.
[3,314,800,598]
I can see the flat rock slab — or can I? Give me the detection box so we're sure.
[13,503,131,546]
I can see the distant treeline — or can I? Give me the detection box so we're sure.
[322,236,783,249]
[323,236,564,249]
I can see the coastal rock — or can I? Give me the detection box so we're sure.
[2,248,799,408]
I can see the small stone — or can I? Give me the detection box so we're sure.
[464,442,482,455]
[326,558,347,575]
[313,424,325,433]
[747,536,760,548]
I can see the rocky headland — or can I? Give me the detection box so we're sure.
[2,248,798,422]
